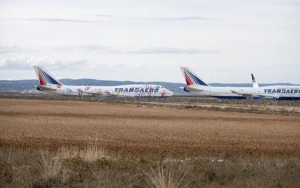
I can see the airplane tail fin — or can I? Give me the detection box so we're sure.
[251,73,259,88]
[180,67,209,86]
[33,66,62,86]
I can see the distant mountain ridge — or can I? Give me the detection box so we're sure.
[0,79,299,95]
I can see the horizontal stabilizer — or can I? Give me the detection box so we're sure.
[36,85,57,91]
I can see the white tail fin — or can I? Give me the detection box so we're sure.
[33,66,62,86]
[180,67,209,86]
[251,73,259,88]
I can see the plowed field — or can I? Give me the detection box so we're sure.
[0,99,299,157]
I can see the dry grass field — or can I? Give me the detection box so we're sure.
[1,98,299,157]
[0,98,300,187]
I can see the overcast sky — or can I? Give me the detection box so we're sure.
[0,0,299,83]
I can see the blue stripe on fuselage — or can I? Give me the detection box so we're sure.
[213,96,300,100]
[213,96,247,99]
[278,97,300,100]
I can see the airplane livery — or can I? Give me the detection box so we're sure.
[180,67,300,100]
[33,66,173,97]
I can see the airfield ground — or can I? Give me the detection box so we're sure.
[0,98,299,187]
[0,98,300,157]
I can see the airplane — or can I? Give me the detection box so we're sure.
[180,67,300,100]
[33,66,173,97]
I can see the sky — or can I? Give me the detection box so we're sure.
[0,0,299,83]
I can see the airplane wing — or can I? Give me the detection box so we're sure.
[183,86,205,92]
[36,85,57,91]
[230,90,253,97]
[256,94,279,99]
[77,88,112,96]
[231,90,279,99]
[77,89,100,95]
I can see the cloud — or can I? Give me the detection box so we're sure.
[7,15,215,24]
[45,59,91,70]
[54,45,219,54]
[54,44,111,52]
[120,47,219,54]
[0,58,33,70]
[0,46,24,54]
[0,45,219,55]
[94,14,214,21]
[0,57,91,70]
[0,56,148,73]
[0,45,110,54]
[9,18,93,23]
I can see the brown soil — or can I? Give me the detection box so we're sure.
[0,98,299,158]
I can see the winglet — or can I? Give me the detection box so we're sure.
[251,73,259,88]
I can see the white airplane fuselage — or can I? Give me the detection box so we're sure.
[37,84,173,97]
[34,66,173,97]
[180,66,300,100]
[185,85,300,100]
